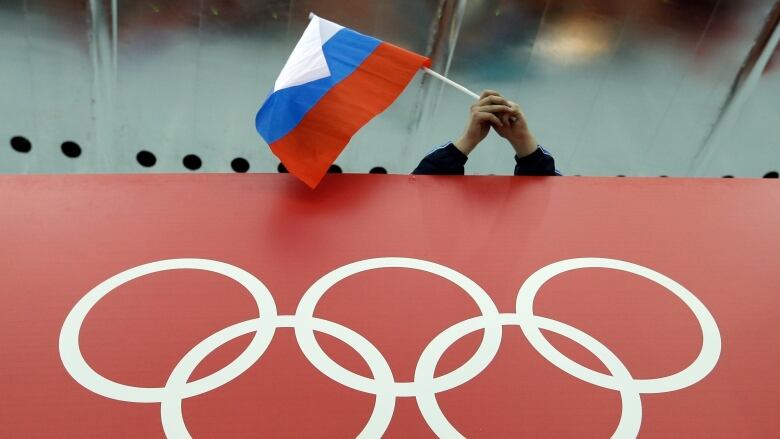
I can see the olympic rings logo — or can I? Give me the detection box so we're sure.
[59,257,721,438]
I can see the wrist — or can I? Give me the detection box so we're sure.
[509,131,537,158]
[454,135,478,156]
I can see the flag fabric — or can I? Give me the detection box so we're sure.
[255,14,431,188]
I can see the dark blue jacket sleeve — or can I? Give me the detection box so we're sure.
[412,143,468,175]
[412,142,560,176]
[513,145,561,176]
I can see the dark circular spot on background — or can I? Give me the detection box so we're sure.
[277,162,288,173]
[136,150,156,167]
[328,164,342,174]
[231,158,250,173]
[616,174,626,177]
[10,136,31,153]
[722,175,734,178]
[764,171,779,179]
[61,141,81,158]
[659,175,668,178]
[369,166,388,174]
[183,154,202,170]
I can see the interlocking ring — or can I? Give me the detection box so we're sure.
[59,257,721,439]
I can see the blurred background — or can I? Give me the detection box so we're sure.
[1,0,778,178]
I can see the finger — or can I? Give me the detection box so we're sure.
[508,102,522,117]
[474,104,518,115]
[475,111,503,127]
[507,102,524,119]
[479,89,502,99]
[501,112,511,127]
[478,95,510,107]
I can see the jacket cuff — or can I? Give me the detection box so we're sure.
[442,142,468,165]
[514,146,545,165]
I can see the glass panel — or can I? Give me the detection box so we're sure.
[0,0,777,176]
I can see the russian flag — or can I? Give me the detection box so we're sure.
[256,14,431,188]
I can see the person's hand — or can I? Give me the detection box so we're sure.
[491,96,538,159]
[453,90,515,156]
[453,91,538,158]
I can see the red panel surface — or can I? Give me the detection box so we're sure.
[1,174,778,438]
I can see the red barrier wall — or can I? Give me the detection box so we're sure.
[1,174,778,438]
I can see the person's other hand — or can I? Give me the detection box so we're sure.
[491,96,538,158]
[453,90,515,156]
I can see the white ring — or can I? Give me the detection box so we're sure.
[415,313,642,439]
[294,257,502,397]
[58,259,278,403]
[161,316,395,439]
[515,258,721,393]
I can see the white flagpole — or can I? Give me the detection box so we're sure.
[423,67,480,100]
